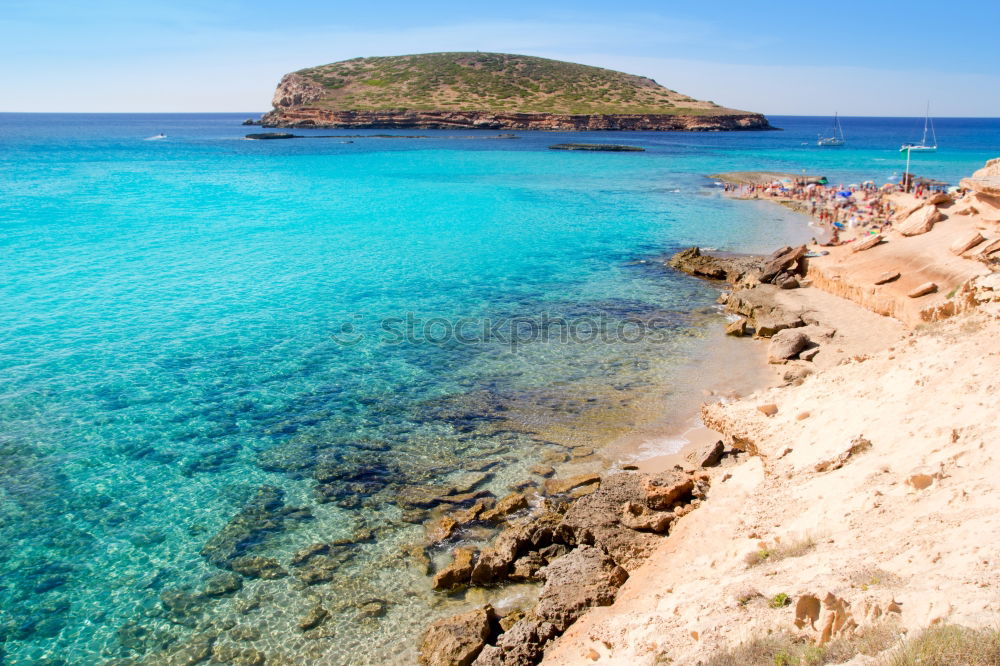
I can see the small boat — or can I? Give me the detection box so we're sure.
[900,103,937,152]
[146,133,167,140]
[818,113,845,147]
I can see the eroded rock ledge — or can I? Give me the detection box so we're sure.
[260,108,773,132]
[417,461,735,665]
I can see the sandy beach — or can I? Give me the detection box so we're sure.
[418,158,1000,666]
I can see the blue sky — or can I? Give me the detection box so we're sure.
[2,0,998,115]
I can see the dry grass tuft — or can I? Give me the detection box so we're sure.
[700,621,901,666]
[884,624,1000,666]
[745,536,817,568]
[848,565,903,591]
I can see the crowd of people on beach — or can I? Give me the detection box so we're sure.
[722,176,945,245]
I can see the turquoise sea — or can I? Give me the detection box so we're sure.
[1,113,998,664]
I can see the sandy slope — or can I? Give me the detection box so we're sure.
[541,310,1000,665]
[540,163,1000,665]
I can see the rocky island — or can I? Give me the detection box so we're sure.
[258,52,773,131]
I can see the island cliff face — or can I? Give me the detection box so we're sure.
[259,54,773,131]
[261,107,772,131]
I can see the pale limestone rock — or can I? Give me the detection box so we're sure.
[874,271,901,285]
[907,472,935,490]
[950,230,985,255]
[768,329,809,363]
[852,234,883,253]
[814,436,872,472]
[757,403,778,417]
[799,346,820,362]
[975,238,1000,259]
[898,205,943,236]
[960,157,1000,197]
[907,282,938,298]
[685,439,725,468]
[642,471,696,511]
[620,501,673,533]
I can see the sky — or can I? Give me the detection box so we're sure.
[2,0,998,116]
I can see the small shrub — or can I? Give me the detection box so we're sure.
[745,548,772,567]
[773,649,795,666]
[769,593,791,609]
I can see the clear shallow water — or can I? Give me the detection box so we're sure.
[1,113,997,664]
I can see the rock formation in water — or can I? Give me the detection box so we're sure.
[259,52,773,131]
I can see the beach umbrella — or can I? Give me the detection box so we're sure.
[837,190,853,198]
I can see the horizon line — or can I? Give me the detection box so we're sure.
[2,111,1000,119]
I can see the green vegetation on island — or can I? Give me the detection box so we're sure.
[289,52,745,116]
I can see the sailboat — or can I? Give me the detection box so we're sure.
[900,103,937,152]
[818,113,845,147]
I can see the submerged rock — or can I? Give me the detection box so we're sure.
[210,645,266,665]
[230,556,287,580]
[433,548,477,591]
[298,605,329,631]
[245,132,298,140]
[357,598,388,618]
[157,634,216,665]
[256,439,317,475]
[548,143,645,152]
[543,474,600,496]
[480,493,528,523]
[200,486,312,569]
[293,552,352,585]
[202,572,243,597]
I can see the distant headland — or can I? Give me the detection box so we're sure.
[258,52,773,131]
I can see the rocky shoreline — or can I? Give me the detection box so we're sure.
[421,158,1000,666]
[417,446,739,665]
[535,159,1000,665]
[414,244,838,665]
[259,108,773,132]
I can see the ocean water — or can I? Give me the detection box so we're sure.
[0,113,997,665]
